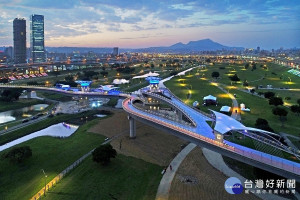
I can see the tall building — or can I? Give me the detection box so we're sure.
[30,14,45,63]
[13,18,26,64]
[112,47,119,57]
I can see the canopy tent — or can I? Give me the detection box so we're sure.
[193,101,199,107]
[203,95,217,101]
[220,106,231,112]
[112,79,129,85]
[99,85,119,91]
[132,72,159,79]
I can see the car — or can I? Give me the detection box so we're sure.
[31,116,39,120]
[47,114,54,118]
[37,113,44,117]
[22,119,29,123]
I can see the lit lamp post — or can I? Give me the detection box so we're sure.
[41,169,47,196]
[288,77,291,82]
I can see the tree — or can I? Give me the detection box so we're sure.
[150,63,155,69]
[244,63,249,69]
[211,71,220,79]
[100,71,108,77]
[92,144,117,165]
[229,74,240,83]
[264,91,275,99]
[269,97,283,106]
[243,80,249,86]
[255,118,274,132]
[297,99,300,105]
[272,107,288,127]
[252,63,257,71]
[290,105,300,116]
[64,75,74,82]
[0,89,22,102]
[205,58,211,63]
[250,89,255,95]
[4,146,32,163]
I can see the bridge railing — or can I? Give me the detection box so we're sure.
[142,91,197,127]
[123,98,300,176]
[161,87,213,119]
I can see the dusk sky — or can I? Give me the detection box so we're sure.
[0,0,299,49]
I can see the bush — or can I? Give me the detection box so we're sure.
[106,98,118,107]
[3,146,32,163]
[92,144,117,165]
[264,91,275,99]
[255,118,274,132]
[269,97,283,106]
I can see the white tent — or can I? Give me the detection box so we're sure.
[113,79,129,85]
[132,72,159,79]
[203,95,217,101]
[193,101,199,107]
[220,106,231,112]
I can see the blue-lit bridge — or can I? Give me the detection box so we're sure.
[1,83,300,181]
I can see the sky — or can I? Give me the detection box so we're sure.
[0,0,299,49]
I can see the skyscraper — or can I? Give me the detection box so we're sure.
[13,18,26,64]
[112,47,119,57]
[30,14,45,63]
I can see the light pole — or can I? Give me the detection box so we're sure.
[41,169,47,196]
[288,77,291,82]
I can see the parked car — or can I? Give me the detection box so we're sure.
[31,116,39,120]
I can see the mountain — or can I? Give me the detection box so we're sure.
[45,39,244,54]
[135,39,244,53]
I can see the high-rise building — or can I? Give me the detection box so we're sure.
[112,47,119,57]
[13,18,26,64]
[30,14,45,63]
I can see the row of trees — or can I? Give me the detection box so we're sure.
[0,88,22,102]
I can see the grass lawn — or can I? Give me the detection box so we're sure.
[37,92,73,102]
[0,118,107,200]
[43,154,162,200]
[231,89,300,136]
[0,110,101,145]
[164,71,232,113]
[0,99,45,112]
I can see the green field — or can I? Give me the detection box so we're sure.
[0,118,106,200]
[0,99,45,112]
[42,154,162,200]
[164,72,232,113]
[0,110,101,145]
[165,63,300,136]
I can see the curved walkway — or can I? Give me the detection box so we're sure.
[155,143,196,200]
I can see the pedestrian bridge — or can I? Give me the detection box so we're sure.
[1,83,300,181]
[123,88,300,181]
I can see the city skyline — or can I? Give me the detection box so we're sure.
[0,0,300,50]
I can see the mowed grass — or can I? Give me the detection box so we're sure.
[199,62,300,89]
[164,71,232,113]
[0,118,106,200]
[43,154,162,200]
[0,98,44,112]
[232,89,300,136]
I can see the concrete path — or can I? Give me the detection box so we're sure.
[155,143,197,200]
[216,85,241,121]
[202,148,298,200]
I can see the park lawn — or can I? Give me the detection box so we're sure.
[42,154,162,200]
[232,89,300,136]
[0,110,101,145]
[37,92,73,102]
[0,118,106,200]
[256,89,300,106]
[0,98,44,112]
[165,72,232,113]
[200,63,300,89]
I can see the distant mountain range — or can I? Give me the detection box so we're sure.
[46,39,244,54]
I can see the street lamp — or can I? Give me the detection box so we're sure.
[288,77,291,82]
[41,169,47,196]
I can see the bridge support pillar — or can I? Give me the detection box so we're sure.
[128,116,136,139]
[27,90,31,98]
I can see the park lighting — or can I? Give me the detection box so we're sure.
[288,77,291,82]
